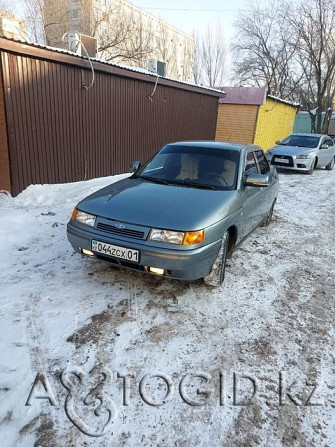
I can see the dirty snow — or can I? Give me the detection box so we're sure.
[0,169,334,446]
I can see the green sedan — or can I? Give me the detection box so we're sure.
[67,141,279,286]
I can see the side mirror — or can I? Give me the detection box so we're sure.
[275,140,281,145]
[320,144,328,149]
[131,161,141,172]
[245,173,269,187]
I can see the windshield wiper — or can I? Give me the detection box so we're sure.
[133,175,217,189]
[172,180,217,190]
[133,175,169,185]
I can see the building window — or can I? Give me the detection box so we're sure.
[71,9,79,19]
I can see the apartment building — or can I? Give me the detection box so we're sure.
[0,11,27,41]
[44,0,194,82]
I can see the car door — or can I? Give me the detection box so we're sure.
[240,150,264,238]
[318,137,334,166]
[329,138,335,161]
[254,149,273,218]
[324,137,335,164]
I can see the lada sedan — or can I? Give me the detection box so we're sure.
[266,133,335,174]
[67,141,279,286]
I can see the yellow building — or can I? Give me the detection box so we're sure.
[216,87,299,151]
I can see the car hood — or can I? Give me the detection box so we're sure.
[269,145,316,156]
[77,178,240,231]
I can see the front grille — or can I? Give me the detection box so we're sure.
[271,156,294,167]
[96,222,145,239]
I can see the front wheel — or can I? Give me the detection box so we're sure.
[261,201,275,227]
[326,156,335,171]
[203,232,229,287]
[307,158,317,175]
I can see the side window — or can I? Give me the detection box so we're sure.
[255,150,270,174]
[245,152,258,175]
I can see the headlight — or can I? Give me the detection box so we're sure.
[149,228,204,245]
[149,229,184,244]
[71,208,96,227]
[296,155,310,159]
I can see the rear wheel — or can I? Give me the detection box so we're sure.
[204,231,229,287]
[326,156,335,171]
[261,201,275,227]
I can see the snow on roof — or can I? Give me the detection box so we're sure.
[218,86,300,107]
[267,94,300,108]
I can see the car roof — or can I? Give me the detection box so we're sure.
[167,141,251,153]
[290,133,325,138]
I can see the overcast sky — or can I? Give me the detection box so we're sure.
[11,0,250,41]
[129,0,249,38]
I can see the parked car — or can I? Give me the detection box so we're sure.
[266,133,335,174]
[67,141,279,286]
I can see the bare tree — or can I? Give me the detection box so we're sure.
[0,0,10,11]
[201,23,227,87]
[232,0,299,98]
[180,37,194,82]
[233,0,335,133]
[155,21,178,75]
[286,0,335,132]
[24,0,45,43]
[91,3,154,65]
[20,0,68,45]
[192,31,203,84]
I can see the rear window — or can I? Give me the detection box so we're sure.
[255,150,270,174]
[245,152,258,175]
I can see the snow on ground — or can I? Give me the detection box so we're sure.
[0,169,334,446]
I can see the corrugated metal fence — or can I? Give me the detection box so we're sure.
[0,38,222,196]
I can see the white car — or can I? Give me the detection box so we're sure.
[266,133,335,174]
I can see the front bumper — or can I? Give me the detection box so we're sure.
[67,222,221,281]
[268,154,314,172]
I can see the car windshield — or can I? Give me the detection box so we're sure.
[279,135,320,148]
[133,145,240,190]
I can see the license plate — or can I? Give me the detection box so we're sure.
[274,157,289,163]
[92,240,139,263]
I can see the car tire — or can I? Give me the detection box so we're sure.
[203,231,229,287]
[307,158,317,175]
[326,156,335,171]
[261,201,275,227]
